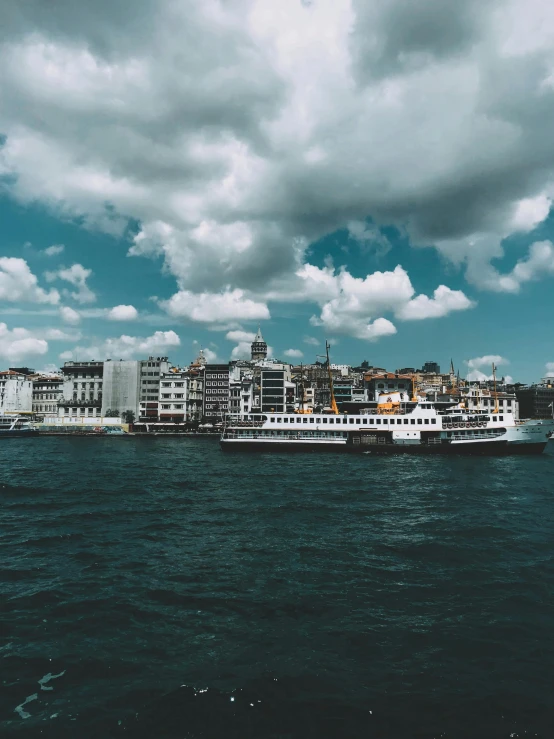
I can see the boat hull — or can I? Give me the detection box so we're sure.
[347,440,547,455]
[0,429,39,438]
[220,439,346,452]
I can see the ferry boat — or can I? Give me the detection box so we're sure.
[220,403,554,455]
[0,414,39,438]
[220,349,554,455]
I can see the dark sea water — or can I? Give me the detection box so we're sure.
[1,437,554,738]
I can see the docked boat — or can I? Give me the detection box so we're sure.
[220,403,554,455]
[0,414,39,438]
[221,349,554,455]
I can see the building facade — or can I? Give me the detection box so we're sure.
[58,361,103,418]
[101,360,140,418]
[203,364,230,419]
[515,383,554,419]
[138,356,170,421]
[260,364,294,413]
[31,375,63,417]
[0,371,33,414]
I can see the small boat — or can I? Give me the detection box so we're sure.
[0,414,39,438]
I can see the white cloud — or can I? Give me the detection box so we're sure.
[61,329,180,361]
[298,263,473,340]
[225,330,256,343]
[284,348,303,358]
[45,263,96,304]
[44,328,81,341]
[0,257,60,304]
[545,362,554,376]
[0,322,49,362]
[466,355,509,369]
[203,347,218,363]
[108,304,138,321]
[44,244,65,256]
[59,305,81,324]
[303,335,320,346]
[161,289,270,324]
[396,285,475,320]
[2,0,554,319]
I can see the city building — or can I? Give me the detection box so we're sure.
[58,361,103,418]
[364,373,414,401]
[203,364,230,419]
[159,370,188,423]
[101,360,140,418]
[138,356,170,421]
[0,370,33,414]
[251,327,268,362]
[260,363,294,413]
[515,381,554,419]
[31,375,63,417]
[420,361,440,374]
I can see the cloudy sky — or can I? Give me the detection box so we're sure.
[1,0,554,381]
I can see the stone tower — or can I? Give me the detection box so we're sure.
[251,326,268,361]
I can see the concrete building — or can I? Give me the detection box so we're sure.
[420,361,440,374]
[159,370,188,423]
[515,381,554,419]
[462,386,519,420]
[260,363,294,413]
[364,373,414,402]
[203,364,230,419]
[0,371,33,414]
[138,356,170,421]
[31,375,63,417]
[101,360,140,418]
[58,361,103,418]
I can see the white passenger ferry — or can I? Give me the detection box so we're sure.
[221,394,554,455]
[0,414,39,438]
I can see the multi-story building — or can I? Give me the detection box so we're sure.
[0,371,33,414]
[364,373,414,402]
[138,356,170,421]
[420,361,440,374]
[58,361,103,418]
[31,375,63,417]
[515,381,554,419]
[260,363,294,413]
[462,386,519,420]
[101,360,140,418]
[159,370,188,423]
[203,364,230,420]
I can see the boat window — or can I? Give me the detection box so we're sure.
[499,416,503,421]
[417,419,422,424]
[390,419,395,425]
[310,417,314,423]
[349,418,355,424]
[376,419,381,425]
[303,418,307,423]
[362,418,367,424]
[343,417,347,424]
[277,417,282,423]
[424,419,429,425]
[369,418,374,424]
[431,419,436,424]
[411,419,415,425]
[329,417,334,424]
[323,417,328,423]
[284,417,288,423]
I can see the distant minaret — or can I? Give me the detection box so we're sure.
[251,326,267,361]
[450,358,455,376]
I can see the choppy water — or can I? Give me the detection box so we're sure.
[1,437,554,738]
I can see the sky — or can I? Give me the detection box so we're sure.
[1,0,554,383]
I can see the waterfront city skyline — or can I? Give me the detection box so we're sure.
[2,1,554,384]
